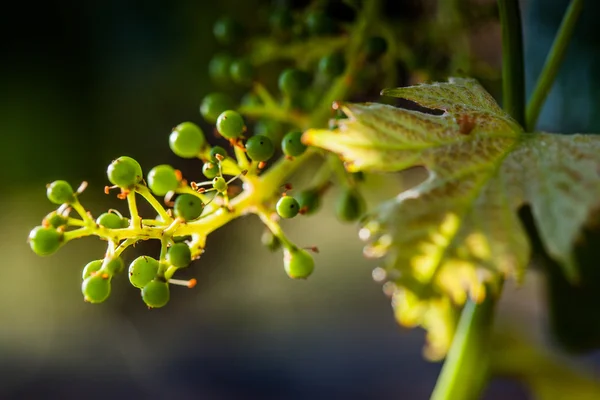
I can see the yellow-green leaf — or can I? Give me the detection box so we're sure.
[304,78,600,356]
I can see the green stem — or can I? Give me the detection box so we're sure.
[498,0,526,126]
[430,288,499,400]
[525,0,583,131]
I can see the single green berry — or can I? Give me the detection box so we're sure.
[229,59,254,86]
[96,212,127,229]
[166,243,192,268]
[281,131,307,157]
[336,188,366,222]
[283,247,315,279]
[46,180,75,204]
[82,259,103,280]
[107,156,143,188]
[245,135,274,162]
[296,189,320,215]
[28,226,62,256]
[174,194,204,221]
[82,275,111,303]
[241,92,262,107]
[269,8,294,37]
[148,164,180,196]
[129,256,160,289]
[254,119,283,144]
[365,36,388,61]
[278,68,310,97]
[169,122,206,159]
[305,11,334,36]
[209,146,228,163]
[213,16,240,45]
[44,211,68,228]
[208,53,234,85]
[200,93,235,124]
[202,162,219,179]
[142,279,170,308]
[261,230,281,252]
[212,176,228,193]
[216,110,245,139]
[276,196,300,219]
[103,257,124,275]
[318,52,346,78]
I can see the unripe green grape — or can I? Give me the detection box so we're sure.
[202,162,219,179]
[296,189,320,215]
[129,256,160,289]
[281,131,307,157]
[305,11,334,36]
[254,119,283,144]
[241,92,262,108]
[278,68,310,97]
[103,257,124,275]
[96,212,127,229]
[261,230,281,252]
[245,135,275,162]
[107,156,143,188]
[283,247,315,279]
[213,16,241,45]
[216,110,245,139]
[174,194,204,221]
[318,52,346,78]
[169,122,206,159]
[82,275,111,303]
[82,259,103,280]
[142,279,170,308]
[212,176,228,193]
[44,211,68,228]
[28,226,62,256]
[209,146,228,163]
[200,93,235,124]
[336,188,366,222]
[46,180,75,204]
[147,164,179,196]
[276,196,300,219]
[166,243,192,268]
[208,53,234,85]
[365,36,388,61]
[229,59,254,86]
[269,8,294,37]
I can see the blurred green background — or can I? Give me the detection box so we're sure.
[1,0,598,399]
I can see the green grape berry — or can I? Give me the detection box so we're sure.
[96,212,127,229]
[365,36,388,61]
[254,119,283,144]
[336,188,366,222]
[213,16,240,45]
[46,180,75,204]
[44,211,68,228]
[229,59,254,86]
[269,8,294,37]
[216,110,245,139]
[142,279,170,308]
[209,53,234,84]
[82,259,103,280]
[129,256,160,289]
[241,92,262,107]
[209,146,228,163]
[305,11,334,36]
[166,243,192,268]
[281,131,307,157]
[245,135,274,162]
[296,189,320,215]
[148,164,180,196]
[82,275,111,304]
[276,196,300,219]
[28,226,62,256]
[278,68,310,97]
[318,52,346,78]
[212,176,228,193]
[261,230,281,252]
[169,122,206,159]
[174,194,204,221]
[107,156,143,188]
[202,162,219,179]
[103,257,124,275]
[200,93,235,124]
[283,247,315,279]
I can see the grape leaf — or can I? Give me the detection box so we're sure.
[304,78,600,357]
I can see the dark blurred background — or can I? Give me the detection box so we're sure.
[1,0,598,399]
